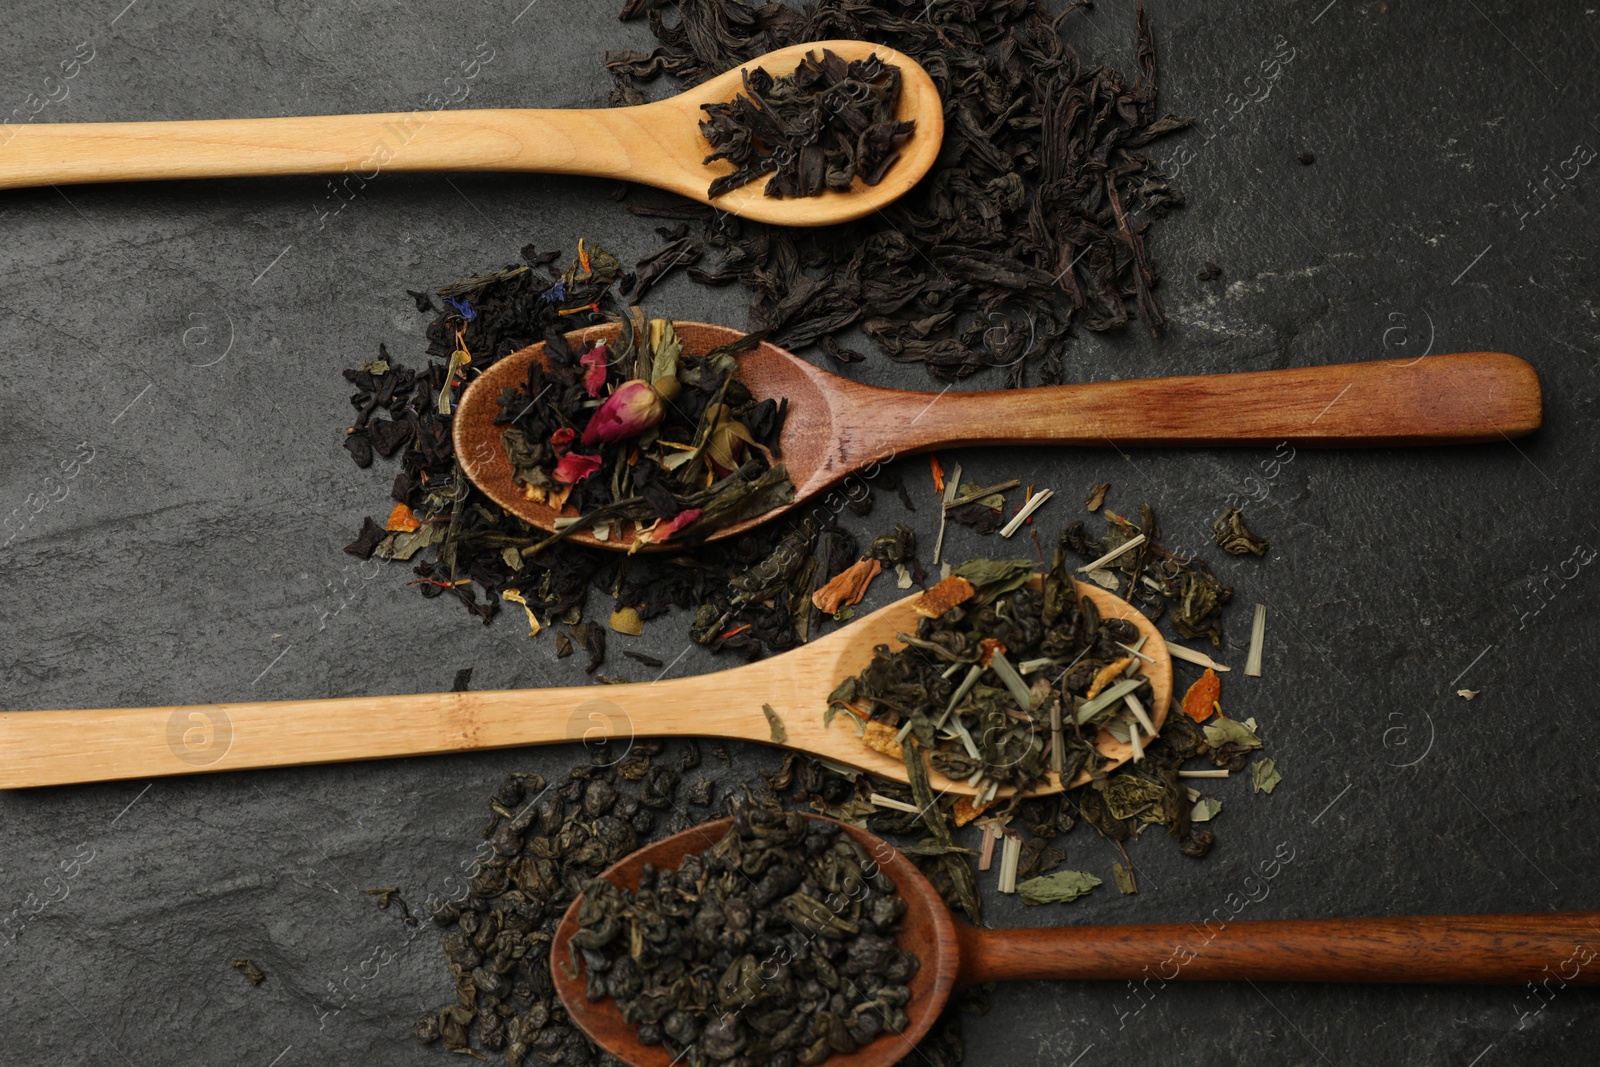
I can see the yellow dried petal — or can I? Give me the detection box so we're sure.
[609,607,644,636]
[859,721,905,761]
[1086,657,1134,700]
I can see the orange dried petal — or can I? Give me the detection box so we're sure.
[1181,668,1222,722]
[1086,656,1134,699]
[912,575,976,618]
[812,558,882,615]
[386,503,421,532]
[929,454,945,494]
[952,794,994,827]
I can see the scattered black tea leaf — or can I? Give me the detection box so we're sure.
[1197,262,1222,281]
[1297,150,1316,165]
[231,959,265,986]
[606,0,1193,385]
[450,668,474,692]
[762,702,787,744]
[570,808,918,1065]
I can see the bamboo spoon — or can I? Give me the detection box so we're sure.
[0,41,943,228]
[552,815,1600,1067]
[0,582,1165,792]
[454,322,1543,551]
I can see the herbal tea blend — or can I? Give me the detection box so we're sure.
[700,48,914,199]
[607,0,1192,384]
[569,808,917,1067]
[493,308,794,548]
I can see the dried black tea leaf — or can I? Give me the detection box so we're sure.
[608,0,1193,385]
[699,48,914,200]
[1197,262,1222,281]
[231,959,265,985]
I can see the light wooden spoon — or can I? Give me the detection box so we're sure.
[0,41,943,228]
[454,322,1542,551]
[0,582,1166,792]
[552,814,1600,1067]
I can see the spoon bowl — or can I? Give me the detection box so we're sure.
[455,321,1544,552]
[553,816,1600,1067]
[0,41,945,228]
[551,816,957,1067]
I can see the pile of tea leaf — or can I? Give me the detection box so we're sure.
[340,238,897,656]
[700,48,914,199]
[830,556,1156,802]
[570,808,917,1066]
[494,309,792,548]
[606,0,1191,384]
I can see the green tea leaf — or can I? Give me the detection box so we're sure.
[951,558,1036,602]
[1190,797,1223,822]
[1250,757,1282,794]
[1112,862,1138,895]
[1018,869,1102,905]
[1203,717,1263,750]
[762,704,787,744]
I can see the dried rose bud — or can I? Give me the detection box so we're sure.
[582,379,665,445]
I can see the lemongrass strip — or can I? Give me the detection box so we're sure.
[1123,693,1156,736]
[1166,643,1232,672]
[1078,533,1146,573]
[1000,488,1053,538]
[1245,603,1267,677]
[997,833,1022,894]
[869,793,921,814]
[946,479,1020,509]
[1179,769,1230,779]
[978,825,999,871]
[1128,719,1145,762]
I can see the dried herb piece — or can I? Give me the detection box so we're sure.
[1112,862,1138,895]
[1085,482,1110,512]
[1251,757,1282,795]
[700,49,915,200]
[1197,262,1222,281]
[1180,668,1221,722]
[231,959,265,985]
[1017,869,1101,905]
[762,703,787,744]
[1213,507,1270,556]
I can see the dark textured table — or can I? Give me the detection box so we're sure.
[3,1,1597,1064]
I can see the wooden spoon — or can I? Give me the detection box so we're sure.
[0,582,1165,792]
[454,322,1543,551]
[0,41,943,228]
[552,814,1600,1067]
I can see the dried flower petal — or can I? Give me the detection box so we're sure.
[1182,668,1222,722]
[386,503,421,532]
[580,342,609,398]
[812,558,882,615]
[552,451,603,486]
[912,575,976,617]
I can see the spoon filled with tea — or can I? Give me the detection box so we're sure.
[551,811,1600,1067]
[0,41,943,227]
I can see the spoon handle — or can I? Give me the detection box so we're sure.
[958,912,1600,988]
[861,351,1539,454]
[0,672,796,789]
[0,108,653,191]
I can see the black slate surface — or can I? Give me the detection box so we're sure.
[3,1,1598,1064]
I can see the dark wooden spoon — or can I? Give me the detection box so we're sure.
[454,322,1542,551]
[553,815,1600,1067]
